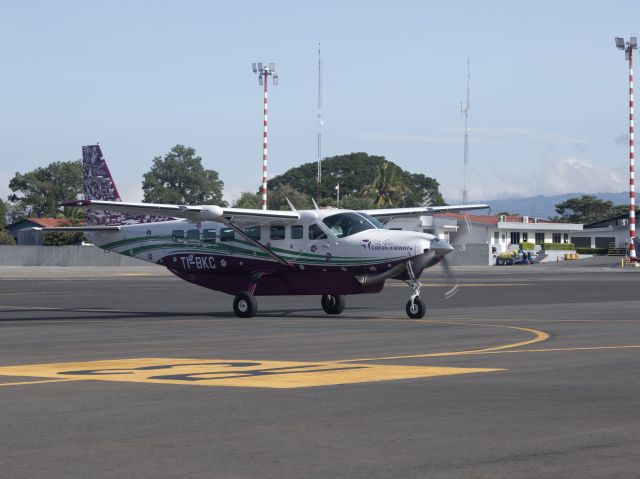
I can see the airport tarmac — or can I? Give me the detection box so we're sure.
[1,259,640,478]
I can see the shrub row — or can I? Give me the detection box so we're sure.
[541,243,576,250]
[575,247,607,255]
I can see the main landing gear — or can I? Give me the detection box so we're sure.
[321,294,346,315]
[404,260,426,319]
[233,291,258,318]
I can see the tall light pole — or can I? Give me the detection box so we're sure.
[252,62,279,210]
[615,37,638,262]
[317,43,323,199]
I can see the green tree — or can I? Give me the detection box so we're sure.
[42,217,84,246]
[8,161,83,219]
[233,192,261,209]
[0,229,16,245]
[0,199,7,228]
[142,145,227,206]
[267,152,445,208]
[361,162,409,207]
[554,195,629,223]
[268,184,311,210]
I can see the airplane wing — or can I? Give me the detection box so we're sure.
[63,200,300,223]
[33,226,120,232]
[359,203,489,220]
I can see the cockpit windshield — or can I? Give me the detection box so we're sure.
[322,212,384,238]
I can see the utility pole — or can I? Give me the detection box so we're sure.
[252,62,279,210]
[461,58,471,205]
[317,43,323,199]
[615,37,638,262]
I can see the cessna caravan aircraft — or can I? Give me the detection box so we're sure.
[50,145,488,319]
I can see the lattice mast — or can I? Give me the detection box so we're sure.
[317,43,323,199]
[252,62,279,210]
[462,58,471,205]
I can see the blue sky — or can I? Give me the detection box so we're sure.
[1,0,639,204]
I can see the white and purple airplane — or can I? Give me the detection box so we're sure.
[50,145,488,318]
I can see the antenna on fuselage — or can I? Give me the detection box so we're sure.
[311,198,320,210]
[285,197,297,211]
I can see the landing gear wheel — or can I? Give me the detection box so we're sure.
[233,292,257,318]
[405,297,425,319]
[321,294,346,315]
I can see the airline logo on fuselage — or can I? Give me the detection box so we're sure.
[361,239,413,252]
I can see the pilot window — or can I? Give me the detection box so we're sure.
[172,230,184,242]
[308,224,327,240]
[322,212,380,238]
[220,228,235,241]
[186,229,200,241]
[291,225,303,239]
[270,225,285,240]
[245,226,261,240]
[203,229,216,243]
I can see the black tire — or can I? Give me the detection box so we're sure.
[405,297,426,319]
[321,294,346,315]
[233,292,257,318]
[497,258,505,265]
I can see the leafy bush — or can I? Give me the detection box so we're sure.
[576,247,607,255]
[519,242,535,250]
[0,229,16,245]
[541,243,575,250]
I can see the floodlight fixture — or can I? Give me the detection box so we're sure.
[273,74,279,85]
[258,62,264,72]
[258,75,263,86]
[631,37,638,49]
[616,37,625,49]
[252,62,257,73]
[269,63,275,72]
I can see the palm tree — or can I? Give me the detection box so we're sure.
[361,162,409,207]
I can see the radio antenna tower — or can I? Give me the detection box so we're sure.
[251,62,279,210]
[461,58,471,204]
[316,43,323,198]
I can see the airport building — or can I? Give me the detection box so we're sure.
[387,213,583,265]
[568,212,635,251]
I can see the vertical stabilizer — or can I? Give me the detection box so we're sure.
[82,145,170,225]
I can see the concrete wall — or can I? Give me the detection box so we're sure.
[0,246,147,266]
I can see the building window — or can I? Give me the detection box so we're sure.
[535,233,545,245]
[510,232,521,244]
[291,225,303,239]
[552,233,561,243]
[494,232,499,243]
[522,232,528,243]
[563,233,569,243]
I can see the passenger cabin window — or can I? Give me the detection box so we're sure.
[309,224,327,240]
[221,228,235,241]
[270,225,285,240]
[203,229,216,243]
[172,230,185,242]
[186,229,200,242]
[245,226,261,240]
[322,212,381,238]
[291,225,303,239]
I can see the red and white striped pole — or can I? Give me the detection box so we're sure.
[262,73,269,210]
[630,47,637,261]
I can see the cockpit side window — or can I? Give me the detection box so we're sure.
[322,212,380,238]
[308,224,327,240]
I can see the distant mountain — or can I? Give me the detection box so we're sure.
[455,192,630,220]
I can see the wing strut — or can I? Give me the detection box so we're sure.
[222,220,290,267]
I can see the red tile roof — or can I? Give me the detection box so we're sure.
[26,218,77,227]
[434,213,550,225]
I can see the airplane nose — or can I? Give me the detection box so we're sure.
[432,238,454,256]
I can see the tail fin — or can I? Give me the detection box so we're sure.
[82,145,171,226]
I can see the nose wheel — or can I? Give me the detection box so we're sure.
[321,294,346,315]
[404,260,426,319]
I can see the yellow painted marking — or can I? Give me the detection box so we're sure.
[0,378,82,387]
[339,321,549,363]
[465,344,640,356]
[0,358,502,389]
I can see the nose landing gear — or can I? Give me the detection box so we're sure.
[404,260,426,319]
[321,294,346,315]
